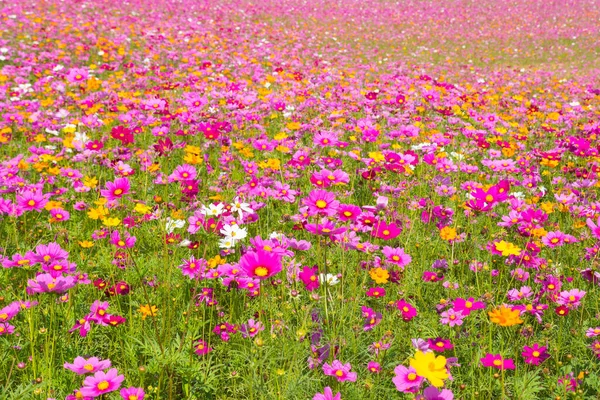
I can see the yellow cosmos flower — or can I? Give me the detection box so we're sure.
[139,305,158,320]
[409,351,449,388]
[439,226,457,241]
[488,306,523,327]
[494,241,521,256]
[369,267,389,284]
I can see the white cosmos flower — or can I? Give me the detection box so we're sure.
[219,224,247,242]
[230,197,253,219]
[165,217,186,234]
[319,273,340,286]
[201,203,225,217]
[218,237,236,249]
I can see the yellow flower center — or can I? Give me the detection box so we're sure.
[27,200,36,206]
[532,351,540,357]
[83,364,94,371]
[114,189,123,195]
[255,266,269,277]
[493,360,502,366]
[335,370,343,377]
[315,200,327,209]
[97,381,109,390]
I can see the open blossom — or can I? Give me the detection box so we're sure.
[299,265,319,291]
[440,309,464,327]
[240,319,264,338]
[302,190,340,216]
[323,360,357,382]
[100,177,130,201]
[557,289,585,309]
[64,357,112,375]
[238,249,282,280]
[393,364,424,393]
[313,387,341,400]
[480,354,515,370]
[80,368,124,397]
[522,343,550,365]
[27,274,77,294]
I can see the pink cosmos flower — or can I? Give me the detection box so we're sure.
[240,319,264,338]
[367,361,381,373]
[194,339,212,356]
[361,306,382,331]
[110,230,136,249]
[392,365,424,393]
[299,266,319,291]
[521,343,549,365]
[80,368,124,397]
[16,189,48,212]
[557,289,586,309]
[50,208,70,222]
[120,387,145,400]
[440,309,464,327]
[302,190,340,217]
[313,387,341,400]
[586,327,600,337]
[0,302,21,323]
[66,68,89,84]
[396,299,418,321]
[239,250,282,280]
[480,354,515,370]
[452,297,485,316]
[323,360,357,382]
[371,220,401,240]
[100,177,131,201]
[419,386,454,400]
[26,273,77,294]
[366,287,386,298]
[381,246,411,268]
[64,356,112,375]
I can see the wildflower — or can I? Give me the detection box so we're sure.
[322,360,357,382]
[493,241,521,256]
[371,220,401,240]
[302,190,340,217]
[439,308,464,327]
[299,266,319,291]
[480,354,515,370]
[319,273,340,286]
[427,338,454,352]
[361,306,382,331]
[419,386,454,400]
[522,343,550,365]
[26,274,77,294]
[396,299,418,321]
[369,267,389,284]
[409,351,449,387]
[194,339,212,356]
[586,327,600,337]
[381,246,412,268]
[392,364,424,393]
[313,387,341,400]
[366,287,386,298]
[110,230,136,248]
[557,289,586,309]
[64,357,111,375]
[358,361,378,375]
[452,297,485,316]
[100,177,130,201]
[439,226,457,241]
[138,305,158,320]
[239,250,282,280]
[120,387,145,400]
[240,319,264,338]
[80,368,124,397]
[488,305,523,326]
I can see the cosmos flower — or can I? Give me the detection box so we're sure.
[80,368,124,397]
[239,250,282,280]
[322,360,357,382]
[409,351,448,387]
[64,357,112,375]
[480,354,515,370]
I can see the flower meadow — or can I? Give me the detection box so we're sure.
[0,0,600,399]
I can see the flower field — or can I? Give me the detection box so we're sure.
[1,0,599,399]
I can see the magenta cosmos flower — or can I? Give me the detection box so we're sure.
[239,250,282,280]
[323,360,357,382]
[100,177,131,201]
[16,189,48,212]
[313,387,341,400]
[371,220,401,240]
[80,368,124,397]
[522,343,549,365]
[452,297,485,316]
[110,230,136,249]
[381,246,411,268]
[392,365,424,393]
[120,387,145,400]
[480,354,515,370]
[64,356,112,375]
[299,265,319,291]
[26,273,77,294]
[302,189,340,217]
